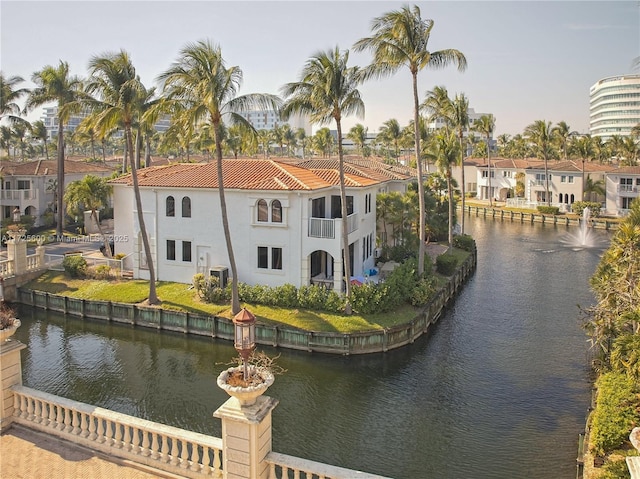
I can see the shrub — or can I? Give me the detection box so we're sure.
[297,285,344,313]
[410,277,438,306]
[62,255,88,278]
[193,273,230,303]
[350,282,393,314]
[436,254,458,276]
[272,284,298,308]
[88,264,112,280]
[453,234,475,252]
[536,205,560,215]
[384,258,419,307]
[590,371,640,456]
[572,201,601,217]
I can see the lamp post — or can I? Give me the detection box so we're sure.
[12,207,20,223]
[233,308,256,381]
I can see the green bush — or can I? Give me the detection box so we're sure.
[453,234,475,252]
[436,253,458,276]
[590,371,640,456]
[297,285,344,313]
[384,258,419,307]
[62,255,88,278]
[410,277,438,306]
[88,264,112,280]
[536,205,560,215]
[572,201,601,217]
[350,282,393,314]
[193,273,231,303]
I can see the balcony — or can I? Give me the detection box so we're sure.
[0,189,38,201]
[618,185,639,195]
[308,213,358,239]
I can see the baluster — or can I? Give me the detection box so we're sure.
[269,462,277,479]
[47,401,56,426]
[201,445,212,474]
[161,434,171,463]
[131,427,141,455]
[150,432,160,459]
[88,414,97,440]
[33,399,42,423]
[213,447,222,477]
[64,407,73,433]
[114,422,123,448]
[96,417,105,443]
[293,468,300,479]
[80,412,89,438]
[123,424,132,451]
[26,396,34,421]
[170,437,180,466]
[72,409,81,435]
[104,419,114,446]
[179,439,190,468]
[56,404,64,430]
[189,442,200,472]
[141,429,151,457]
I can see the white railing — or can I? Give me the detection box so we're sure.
[266,452,391,479]
[347,213,358,234]
[0,259,14,277]
[618,185,638,193]
[309,217,335,239]
[12,385,224,479]
[0,189,37,200]
[26,254,40,271]
[45,254,65,271]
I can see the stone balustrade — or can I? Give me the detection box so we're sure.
[266,452,390,479]
[0,259,13,277]
[11,385,224,478]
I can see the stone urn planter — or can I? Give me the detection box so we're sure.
[0,318,21,342]
[217,366,274,407]
[0,303,20,343]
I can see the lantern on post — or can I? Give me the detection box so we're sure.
[12,207,20,223]
[233,308,256,380]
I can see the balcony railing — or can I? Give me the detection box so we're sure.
[618,185,638,193]
[308,213,358,239]
[0,189,37,200]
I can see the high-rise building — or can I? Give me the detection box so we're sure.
[238,110,312,135]
[590,74,640,140]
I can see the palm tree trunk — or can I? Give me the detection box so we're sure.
[447,170,454,251]
[44,138,49,161]
[145,135,151,168]
[412,70,426,276]
[487,135,493,207]
[214,121,240,315]
[337,119,352,315]
[544,157,550,206]
[126,125,159,304]
[459,133,465,234]
[56,118,65,237]
[92,209,113,258]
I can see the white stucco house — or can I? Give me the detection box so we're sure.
[605,166,640,216]
[110,158,412,292]
[0,159,114,226]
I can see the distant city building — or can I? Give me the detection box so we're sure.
[590,74,640,140]
[40,107,171,140]
[238,110,312,135]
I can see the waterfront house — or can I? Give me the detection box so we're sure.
[110,158,412,291]
[0,158,114,226]
[604,166,640,216]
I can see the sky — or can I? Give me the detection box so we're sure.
[1,0,638,137]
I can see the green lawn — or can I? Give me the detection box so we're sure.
[23,271,421,333]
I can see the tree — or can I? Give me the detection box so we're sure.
[159,39,281,315]
[552,121,574,161]
[525,120,555,206]
[31,120,50,160]
[572,135,595,201]
[27,61,84,236]
[474,114,495,206]
[354,4,467,276]
[347,123,368,156]
[426,128,460,251]
[85,50,159,305]
[0,73,29,123]
[378,118,402,161]
[451,93,470,233]
[11,121,30,160]
[63,175,113,257]
[281,46,364,314]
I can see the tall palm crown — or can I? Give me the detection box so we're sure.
[281,46,364,314]
[378,118,402,161]
[552,121,574,161]
[354,4,467,276]
[525,120,555,206]
[0,73,29,123]
[159,39,281,315]
[85,50,159,304]
[474,114,495,206]
[27,61,84,236]
[451,93,469,233]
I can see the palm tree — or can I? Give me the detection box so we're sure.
[30,120,49,160]
[451,93,470,233]
[159,39,281,315]
[63,175,113,257]
[0,125,12,157]
[295,128,308,158]
[525,120,555,206]
[347,123,368,156]
[552,121,573,161]
[378,118,402,161]
[572,135,595,200]
[11,121,30,160]
[426,128,460,251]
[0,73,29,123]
[421,85,452,128]
[85,50,159,305]
[354,4,467,276]
[281,46,364,314]
[474,114,495,206]
[27,61,84,236]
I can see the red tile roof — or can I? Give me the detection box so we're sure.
[0,159,114,176]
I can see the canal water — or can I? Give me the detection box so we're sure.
[13,215,610,479]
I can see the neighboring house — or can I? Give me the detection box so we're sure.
[605,166,640,216]
[0,159,114,226]
[110,158,412,291]
[471,157,544,202]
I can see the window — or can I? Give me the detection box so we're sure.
[272,248,282,270]
[166,196,175,217]
[17,180,30,190]
[257,199,268,222]
[622,197,634,209]
[181,197,191,218]
[182,241,192,262]
[568,176,574,184]
[258,247,268,268]
[167,240,176,260]
[560,175,567,183]
[271,200,282,223]
[365,193,372,214]
[482,170,495,178]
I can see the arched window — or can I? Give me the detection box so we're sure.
[182,197,191,218]
[257,199,268,222]
[166,196,175,217]
[271,200,282,223]
[570,194,575,204]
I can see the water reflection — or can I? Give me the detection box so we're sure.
[14,215,609,478]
